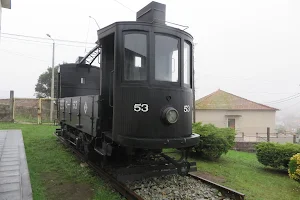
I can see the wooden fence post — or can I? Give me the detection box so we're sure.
[38,98,42,124]
[293,135,296,144]
[9,90,14,122]
[267,127,270,142]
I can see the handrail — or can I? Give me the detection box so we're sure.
[109,70,114,107]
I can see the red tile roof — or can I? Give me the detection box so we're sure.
[195,89,279,111]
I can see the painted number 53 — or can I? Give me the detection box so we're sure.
[134,103,149,112]
[184,105,190,112]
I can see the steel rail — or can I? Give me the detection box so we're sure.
[53,133,144,200]
[188,173,245,200]
[53,132,245,200]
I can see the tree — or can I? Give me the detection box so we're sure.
[276,125,286,134]
[35,66,59,98]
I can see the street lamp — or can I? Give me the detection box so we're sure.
[89,16,100,29]
[46,34,55,122]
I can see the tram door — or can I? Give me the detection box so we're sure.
[99,33,115,132]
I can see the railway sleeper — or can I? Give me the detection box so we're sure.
[55,127,197,182]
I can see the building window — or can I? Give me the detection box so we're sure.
[228,119,235,129]
[124,33,147,81]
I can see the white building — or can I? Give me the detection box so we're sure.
[195,89,279,141]
[0,0,11,32]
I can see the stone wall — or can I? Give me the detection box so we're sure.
[233,142,259,152]
[14,99,38,122]
[0,99,9,105]
[0,104,11,122]
[0,98,57,123]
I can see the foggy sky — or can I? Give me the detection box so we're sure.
[0,0,299,118]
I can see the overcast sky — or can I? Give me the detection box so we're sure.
[0,0,300,118]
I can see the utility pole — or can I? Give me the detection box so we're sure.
[46,34,55,122]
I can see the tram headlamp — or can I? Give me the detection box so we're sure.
[162,107,179,124]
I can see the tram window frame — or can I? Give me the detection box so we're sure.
[154,34,180,84]
[183,40,192,88]
[123,32,148,82]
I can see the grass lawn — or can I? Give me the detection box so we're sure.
[14,114,38,124]
[0,123,122,200]
[166,149,300,200]
[1,123,299,200]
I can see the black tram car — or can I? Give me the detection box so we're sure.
[56,1,200,176]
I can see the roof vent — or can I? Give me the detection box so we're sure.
[136,1,166,24]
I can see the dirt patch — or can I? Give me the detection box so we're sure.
[190,171,226,184]
[41,172,94,200]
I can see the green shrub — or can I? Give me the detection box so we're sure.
[288,153,300,183]
[255,142,300,169]
[192,122,236,160]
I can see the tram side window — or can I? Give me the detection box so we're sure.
[124,33,147,81]
[184,41,191,87]
[155,35,179,82]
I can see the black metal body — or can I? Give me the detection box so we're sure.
[56,1,199,176]
[106,22,198,148]
[58,64,100,97]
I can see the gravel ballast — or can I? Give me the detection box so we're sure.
[126,174,233,200]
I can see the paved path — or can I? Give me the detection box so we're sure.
[0,130,32,200]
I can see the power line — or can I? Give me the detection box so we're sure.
[0,48,48,62]
[196,73,276,84]
[1,32,95,45]
[263,93,300,104]
[1,35,51,45]
[1,33,49,42]
[268,93,300,103]
[281,99,300,110]
[193,88,300,104]
[113,0,135,13]
[112,0,189,31]
[193,88,296,95]
[1,36,95,48]
[56,43,95,48]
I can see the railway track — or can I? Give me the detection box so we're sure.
[54,132,143,200]
[188,174,245,200]
[53,133,245,200]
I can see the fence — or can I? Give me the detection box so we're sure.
[234,127,300,152]
[0,91,57,124]
[235,129,298,144]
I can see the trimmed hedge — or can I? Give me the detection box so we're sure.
[255,142,300,169]
[192,122,236,160]
[288,153,300,183]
